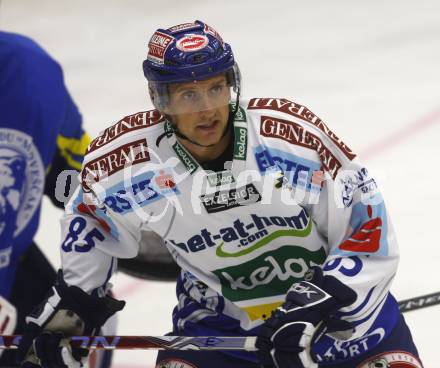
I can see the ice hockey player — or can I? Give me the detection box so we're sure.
[17,21,423,368]
[0,31,114,367]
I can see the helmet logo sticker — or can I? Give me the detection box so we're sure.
[168,22,199,34]
[148,31,174,64]
[204,24,225,48]
[176,34,209,52]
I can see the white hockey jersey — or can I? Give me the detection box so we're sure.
[61,98,400,364]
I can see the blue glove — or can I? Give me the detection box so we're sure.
[256,267,357,368]
[17,270,125,368]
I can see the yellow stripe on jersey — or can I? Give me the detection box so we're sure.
[57,132,91,170]
[242,301,282,322]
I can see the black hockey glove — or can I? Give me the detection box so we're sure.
[17,270,125,368]
[256,267,357,368]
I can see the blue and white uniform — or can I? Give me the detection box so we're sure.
[61,97,408,365]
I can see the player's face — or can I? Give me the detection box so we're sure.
[167,75,231,147]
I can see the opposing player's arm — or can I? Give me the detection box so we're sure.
[44,92,91,209]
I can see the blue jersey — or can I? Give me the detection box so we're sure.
[0,32,90,297]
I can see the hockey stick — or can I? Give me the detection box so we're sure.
[0,335,257,351]
[398,290,440,313]
[1,293,438,351]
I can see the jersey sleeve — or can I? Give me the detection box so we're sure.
[301,130,399,339]
[43,64,91,209]
[248,97,400,338]
[58,108,166,293]
[55,93,91,171]
[59,183,140,294]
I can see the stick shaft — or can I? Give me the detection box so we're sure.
[0,335,257,351]
[2,292,439,351]
[398,291,440,313]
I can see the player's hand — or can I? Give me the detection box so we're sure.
[17,270,125,367]
[0,295,17,358]
[20,333,87,368]
[255,267,357,368]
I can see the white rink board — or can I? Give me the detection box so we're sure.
[1,1,439,366]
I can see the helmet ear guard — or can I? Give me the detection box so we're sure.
[229,63,242,95]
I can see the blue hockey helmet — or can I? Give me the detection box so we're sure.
[143,20,241,112]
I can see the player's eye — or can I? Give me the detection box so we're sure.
[209,83,226,96]
[181,90,197,101]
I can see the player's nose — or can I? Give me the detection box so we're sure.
[196,92,217,113]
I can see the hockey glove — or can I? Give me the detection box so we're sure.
[17,270,125,368]
[256,267,357,368]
